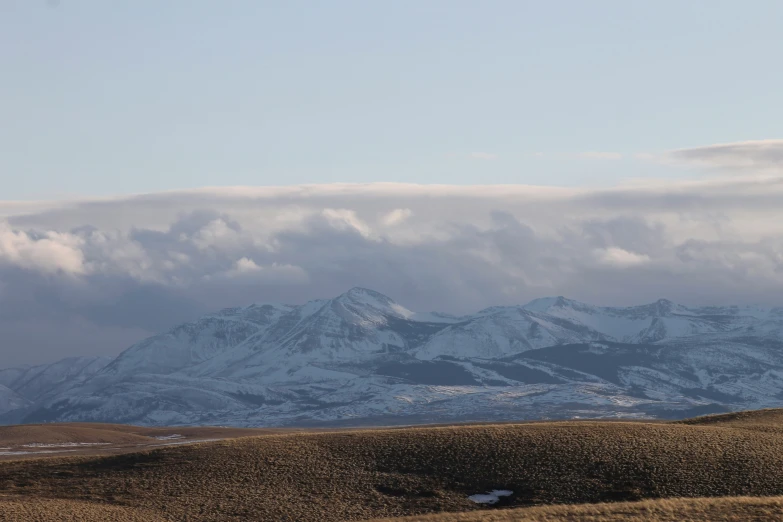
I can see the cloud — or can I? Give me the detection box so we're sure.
[1,176,783,364]
[469,152,498,160]
[581,152,622,160]
[666,139,783,171]
[233,257,263,274]
[595,247,650,267]
[0,223,86,275]
[382,208,413,226]
[219,257,309,283]
[321,208,374,238]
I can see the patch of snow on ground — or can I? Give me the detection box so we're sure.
[468,490,513,504]
[153,434,185,440]
[152,438,221,447]
[0,444,76,457]
[22,442,111,448]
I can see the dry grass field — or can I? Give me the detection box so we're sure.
[677,408,783,433]
[0,422,297,445]
[0,423,290,461]
[2,410,783,521]
[3,496,783,522]
[373,496,783,521]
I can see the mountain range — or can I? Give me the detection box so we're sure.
[2,287,783,427]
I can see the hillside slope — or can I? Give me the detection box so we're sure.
[4,496,783,522]
[371,496,783,522]
[4,410,783,520]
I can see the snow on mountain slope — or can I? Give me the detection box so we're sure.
[523,297,768,343]
[0,367,30,391]
[745,311,783,338]
[179,288,451,381]
[0,385,30,415]
[523,297,664,340]
[264,288,413,358]
[414,307,607,360]
[0,356,112,402]
[409,311,463,323]
[332,287,415,322]
[4,289,783,427]
[99,303,293,379]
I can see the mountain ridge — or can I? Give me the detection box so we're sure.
[3,288,783,427]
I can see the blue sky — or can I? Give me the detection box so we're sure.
[2,0,782,199]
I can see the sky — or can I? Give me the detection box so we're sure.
[1,1,783,365]
[2,0,783,197]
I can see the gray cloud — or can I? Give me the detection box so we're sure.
[1,177,783,365]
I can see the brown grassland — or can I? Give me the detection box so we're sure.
[2,409,783,521]
[372,496,783,521]
[0,423,294,461]
[0,422,281,446]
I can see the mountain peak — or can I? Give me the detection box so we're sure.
[648,298,677,316]
[343,287,390,300]
[337,287,396,308]
[523,296,590,312]
[333,287,414,321]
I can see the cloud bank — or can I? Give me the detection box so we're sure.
[2,144,783,365]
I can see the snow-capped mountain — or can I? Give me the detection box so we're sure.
[0,385,30,416]
[100,303,293,379]
[3,288,783,427]
[0,356,112,403]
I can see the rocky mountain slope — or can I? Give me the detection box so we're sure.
[2,288,783,426]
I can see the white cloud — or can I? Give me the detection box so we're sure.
[232,257,262,273]
[469,152,498,160]
[581,152,622,160]
[595,247,650,267]
[0,223,86,275]
[220,257,309,283]
[667,139,783,170]
[321,208,374,238]
[382,208,413,226]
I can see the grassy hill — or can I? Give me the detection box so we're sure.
[3,410,783,520]
[372,496,783,521]
[4,496,783,522]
